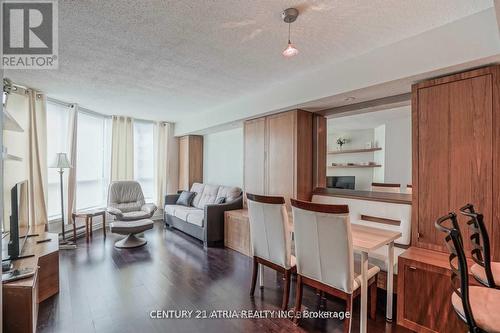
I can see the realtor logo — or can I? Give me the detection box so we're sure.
[1,0,58,69]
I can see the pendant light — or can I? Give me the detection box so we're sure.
[282,8,299,57]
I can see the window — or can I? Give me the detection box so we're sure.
[75,112,111,210]
[46,101,72,220]
[133,121,154,202]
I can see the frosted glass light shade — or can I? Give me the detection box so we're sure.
[282,43,299,57]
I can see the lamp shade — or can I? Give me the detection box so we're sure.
[282,42,299,57]
[51,153,72,169]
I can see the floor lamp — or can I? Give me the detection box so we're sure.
[52,153,76,249]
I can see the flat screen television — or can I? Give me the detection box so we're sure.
[7,180,30,260]
[326,176,355,190]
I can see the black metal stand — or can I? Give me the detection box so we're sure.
[58,169,75,248]
[58,169,66,241]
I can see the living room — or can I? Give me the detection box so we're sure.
[2,1,500,333]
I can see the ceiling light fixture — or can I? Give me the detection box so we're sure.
[282,8,299,57]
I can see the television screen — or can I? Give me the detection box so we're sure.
[326,176,355,190]
[7,181,30,259]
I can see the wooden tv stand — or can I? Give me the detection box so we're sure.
[3,226,59,333]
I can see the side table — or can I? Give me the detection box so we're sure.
[71,210,106,242]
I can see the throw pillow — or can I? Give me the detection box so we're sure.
[176,191,196,207]
[215,197,226,204]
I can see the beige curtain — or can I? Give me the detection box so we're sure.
[66,105,78,225]
[154,122,178,207]
[166,123,179,195]
[111,116,134,181]
[27,90,48,227]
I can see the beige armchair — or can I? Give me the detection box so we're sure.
[107,181,157,248]
[107,181,157,221]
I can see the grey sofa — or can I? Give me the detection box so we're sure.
[164,183,242,247]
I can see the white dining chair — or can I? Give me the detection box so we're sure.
[371,182,401,193]
[246,193,296,310]
[291,199,379,332]
[405,184,412,194]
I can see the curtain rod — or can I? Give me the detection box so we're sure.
[4,79,45,101]
[47,97,171,124]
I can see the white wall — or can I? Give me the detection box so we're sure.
[327,129,376,190]
[373,125,386,183]
[327,106,412,191]
[3,93,29,230]
[383,116,412,187]
[203,127,243,188]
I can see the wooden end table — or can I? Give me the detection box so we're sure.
[71,210,106,242]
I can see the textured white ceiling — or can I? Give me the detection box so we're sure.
[5,0,493,122]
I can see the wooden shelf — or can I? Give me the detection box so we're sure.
[3,109,24,132]
[329,164,382,168]
[328,147,382,154]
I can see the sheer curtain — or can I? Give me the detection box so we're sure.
[28,90,48,227]
[111,116,134,181]
[76,112,111,210]
[66,105,78,225]
[46,100,75,223]
[134,121,154,201]
[154,122,178,207]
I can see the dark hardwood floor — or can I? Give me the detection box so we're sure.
[37,222,411,333]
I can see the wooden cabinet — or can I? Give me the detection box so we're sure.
[224,209,251,257]
[243,110,315,205]
[243,118,266,197]
[412,65,500,259]
[397,247,472,333]
[3,229,59,333]
[178,135,203,190]
[266,112,296,201]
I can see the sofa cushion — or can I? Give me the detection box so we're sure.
[215,197,225,204]
[110,219,154,234]
[120,211,151,221]
[195,184,219,209]
[186,210,204,227]
[167,205,204,227]
[190,183,205,207]
[164,204,180,216]
[114,201,143,214]
[216,186,241,202]
[176,191,196,207]
[174,206,201,221]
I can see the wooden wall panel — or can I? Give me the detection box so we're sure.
[178,135,203,190]
[492,66,500,261]
[243,110,315,207]
[243,118,266,197]
[266,111,296,205]
[412,65,500,259]
[416,83,450,249]
[449,75,493,253]
[312,114,327,189]
[178,136,189,190]
[296,110,313,201]
[189,136,204,186]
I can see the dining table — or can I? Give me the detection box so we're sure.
[350,224,401,332]
[285,218,401,333]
